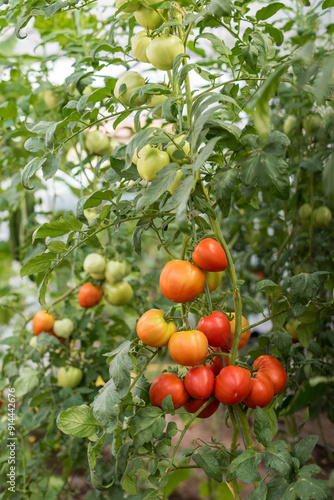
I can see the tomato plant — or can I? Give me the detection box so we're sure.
[214,366,251,406]
[57,366,83,389]
[197,311,231,347]
[168,330,208,366]
[253,355,287,396]
[149,372,189,410]
[184,365,215,400]
[78,283,103,308]
[242,372,275,409]
[33,310,55,335]
[192,238,228,272]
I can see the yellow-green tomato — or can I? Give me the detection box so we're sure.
[105,260,131,284]
[103,281,134,306]
[116,0,140,13]
[285,318,300,340]
[53,319,74,339]
[146,34,184,71]
[147,94,168,117]
[167,135,190,164]
[169,169,183,195]
[58,366,83,389]
[114,71,146,107]
[313,206,332,227]
[85,131,113,156]
[203,271,222,293]
[134,5,165,30]
[83,253,106,280]
[131,31,151,63]
[303,114,323,134]
[43,90,58,110]
[299,203,312,222]
[137,148,170,181]
[132,144,152,165]
[29,336,48,355]
[283,115,297,135]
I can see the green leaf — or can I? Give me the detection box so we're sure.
[33,214,82,239]
[322,154,334,207]
[57,405,102,438]
[241,153,289,200]
[21,157,46,190]
[133,407,166,449]
[212,169,238,217]
[108,341,133,397]
[264,407,279,438]
[248,481,267,500]
[122,475,138,495]
[192,446,223,482]
[281,381,327,417]
[20,252,58,277]
[292,477,332,500]
[165,175,196,234]
[14,367,40,398]
[266,475,289,500]
[254,407,272,447]
[288,273,322,306]
[136,164,180,212]
[256,3,285,21]
[226,449,261,483]
[322,0,334,8]
[271,331,292,358]
[242,295,264,314]
[91,379,122,433]
[265,441,292,476]
[292,435,318,467]
[165,469,191,498]
[87,433,114,491]
[255,279,282,300]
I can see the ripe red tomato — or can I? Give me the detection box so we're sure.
[205,347,229,375]
[168,330,208,366]
[242,372,274,409]
[228,314,251,350]
[253,355,287,395]
[183,398,220,419]
[255,271,265,280]
[136,309,176,347]
[184,366,215,399]
[33,310,55,335]
[159,260,206,303]
[214,366,251,405]
[197,311,230,347]
[78,283,103,308]
[192,238,227,272]
[149,372,189,409]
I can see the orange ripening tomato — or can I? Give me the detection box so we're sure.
[205,347,229,376]
[168,330,208,366]
[227,314,251,350]
[253,355,287,395]
[214,366,251,405]
[159,260,206,303]
[78,283,103,308]
[192,238,227,272]
[183,398,220,418]
[136,309,176,347]
[149,372,189,410]
[33,310,55,336]
[242,371,274,409]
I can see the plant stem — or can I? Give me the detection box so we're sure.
[243,309,290,333]
[200,181,242,365]
[236,406,253,449]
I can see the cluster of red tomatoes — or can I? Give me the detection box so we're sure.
[136,238,287,417]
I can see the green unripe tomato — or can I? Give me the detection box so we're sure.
[131,31,151,63]
[105,260,131,284]
[147,94,168,117]
[146,34,184,71]
[285,318,300,340]
[132,144,152,166]
[169,169,183,195]
[313,206,332,227]
[167,135,190,164]
[137,148,170,181]
[134,5,165,30]
[83,253,106,280]
[57,366,83,389]
[103,281,134,306]
[53,319,74,339]
[85,131,113,156]
[29,336,48,355]
[43,90,58,110]
[303,114,323,134]
[116,0,140,13]
[283,115,297,135]
[114,71,146,107]
[299,203,312,221]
